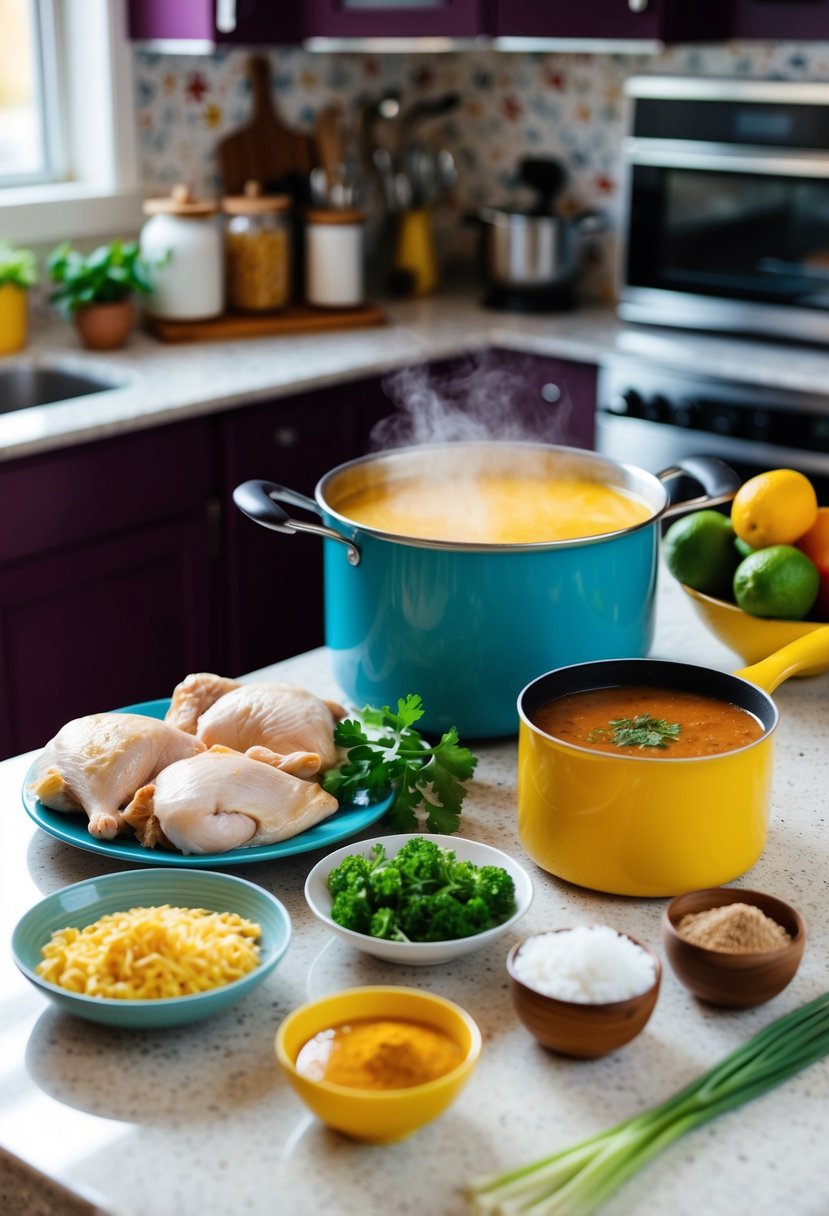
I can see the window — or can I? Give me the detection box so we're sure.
[0,0,59,186]
[0,0,142,244]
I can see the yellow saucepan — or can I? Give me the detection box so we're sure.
[516,627,829,897]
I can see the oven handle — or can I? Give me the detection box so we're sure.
[625,140,829,178]
[658,456,741,519]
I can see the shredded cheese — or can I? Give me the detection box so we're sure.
[36,904,262,1000]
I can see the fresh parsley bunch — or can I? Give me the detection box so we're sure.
[322,694,478,833]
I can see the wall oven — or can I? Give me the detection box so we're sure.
[620,77,829,346]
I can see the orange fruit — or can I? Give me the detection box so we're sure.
[797,506,829,620]
[730,469,818,548]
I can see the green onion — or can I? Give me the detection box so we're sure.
[467,992,829,1216]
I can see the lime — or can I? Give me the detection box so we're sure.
[733,545,820,619]
[663,510,738,596]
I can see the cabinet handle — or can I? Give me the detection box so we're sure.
[628,0,648,9]
[273,425,300,448]
[541,382,562,405]
[216,0,237,33]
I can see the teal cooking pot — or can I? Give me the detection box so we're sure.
[233,443,737,738]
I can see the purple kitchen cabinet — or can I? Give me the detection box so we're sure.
[730,0,829,39]
[490,0,729,42]
[127,0,302,45]
[303,0,485,40]
[0,420,215,759]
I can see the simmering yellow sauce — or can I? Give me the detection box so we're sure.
[336,474,651,544]
[295,1018,464,1090]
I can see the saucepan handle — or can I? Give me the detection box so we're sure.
[734,626,829,693]
[232,480,361,567]
[658,456,741,519]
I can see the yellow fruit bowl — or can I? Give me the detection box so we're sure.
[680,584,829,675]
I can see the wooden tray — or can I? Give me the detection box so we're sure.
[146,303,387,344]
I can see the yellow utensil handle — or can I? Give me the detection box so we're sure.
[735,625,829,692]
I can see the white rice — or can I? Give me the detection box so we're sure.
[513,925,657,1004]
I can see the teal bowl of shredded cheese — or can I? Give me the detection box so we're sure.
[12,869,291,1028]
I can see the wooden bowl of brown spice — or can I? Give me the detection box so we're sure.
[662,887,807,1008]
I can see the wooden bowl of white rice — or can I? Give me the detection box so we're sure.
[506,925,661,1058]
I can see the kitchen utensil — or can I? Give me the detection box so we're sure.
[680,583,829,673]
[140,185,224,320]
[22,698,393,866]
[275,985,481,1143]
[517,626,829,897]
[662,887,806,1008]
[304,834,533,966]
[232,448,739,738]
[217,55,315,196]
[12,868,291,1028]
[506,930,661,1058]
[399,92,461,142]
[391,207,438,296]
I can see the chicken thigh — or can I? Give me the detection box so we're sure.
[29,713,205,840]
[195,682,347,771]
[122,745,339,854]
[165,672,241,734]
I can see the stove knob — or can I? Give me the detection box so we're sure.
[641,394,669,422]
[607,389,642,417]
[670,399,698,428]
[709,405,741,436]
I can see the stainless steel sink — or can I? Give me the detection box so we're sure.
[0,367,116,415]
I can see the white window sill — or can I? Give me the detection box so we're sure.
[0,183,144,246]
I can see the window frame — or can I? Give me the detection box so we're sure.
[0,0,142,244]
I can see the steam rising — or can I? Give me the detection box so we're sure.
[370,350,577,451]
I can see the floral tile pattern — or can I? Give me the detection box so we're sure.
[134,42,829,301]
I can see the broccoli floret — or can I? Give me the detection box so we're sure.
[368,864,403,905]
[330,889,373,934]
[369,907,406,941]
[327,854,374,897]
[461,895,492,934]
[392,836,449,889]
[472,865,517,921]
[398,892,479,942]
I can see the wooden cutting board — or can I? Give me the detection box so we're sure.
[145,303,387,343]
[217,55,316,195]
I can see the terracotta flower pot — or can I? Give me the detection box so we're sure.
[73,299,134,350]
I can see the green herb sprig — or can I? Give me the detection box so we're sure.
[589,713,681,750]
[47,240,152,316]
[322,694,477,834]
[0,241,38,290]
[468,991,829,1216]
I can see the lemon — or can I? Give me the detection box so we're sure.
[733,545,820,619]
[731,469,818,548]
[663,510,737,596]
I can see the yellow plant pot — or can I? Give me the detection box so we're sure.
[0,283,28,354]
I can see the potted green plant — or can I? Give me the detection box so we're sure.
[0,241,38,355]
[47,240,152,350]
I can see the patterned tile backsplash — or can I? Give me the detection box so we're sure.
[134,42,829,301]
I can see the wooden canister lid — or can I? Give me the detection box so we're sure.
[143,184,219,217]
[223,180,291,215]
[305,208,366,225]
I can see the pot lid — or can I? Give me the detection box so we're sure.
[223,180,291,215]
[143,184,219,217]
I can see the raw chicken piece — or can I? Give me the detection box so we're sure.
[28,714,205,840]
[122,745,339,854]
[165,672,240,734]
[195,682,347,771]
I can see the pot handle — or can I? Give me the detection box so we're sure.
[734,626,829,693]
[658,456,741,519]
[232,480,361,567]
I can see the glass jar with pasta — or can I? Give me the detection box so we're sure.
[223,181,292,312]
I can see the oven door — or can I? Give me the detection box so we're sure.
[621,151,829,344]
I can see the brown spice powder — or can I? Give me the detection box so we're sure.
[677,902,791,953]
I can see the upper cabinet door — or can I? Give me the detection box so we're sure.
[127,1,302,46]
[730,0,829,39]
[303,0,485,40]
[490,0,730,43]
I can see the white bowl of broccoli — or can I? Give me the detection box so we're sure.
[304,834,534,965]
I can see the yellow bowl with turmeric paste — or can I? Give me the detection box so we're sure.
[275,986,482,1144]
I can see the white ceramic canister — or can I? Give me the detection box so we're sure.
[140,184,224,320]
[305,209,366,309]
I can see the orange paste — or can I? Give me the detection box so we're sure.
[295,1018,463,1090]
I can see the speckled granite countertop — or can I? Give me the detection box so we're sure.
[5,288,829,461]
[1,573,827,1216]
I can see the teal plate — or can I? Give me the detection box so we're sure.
[22,698,394,868]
